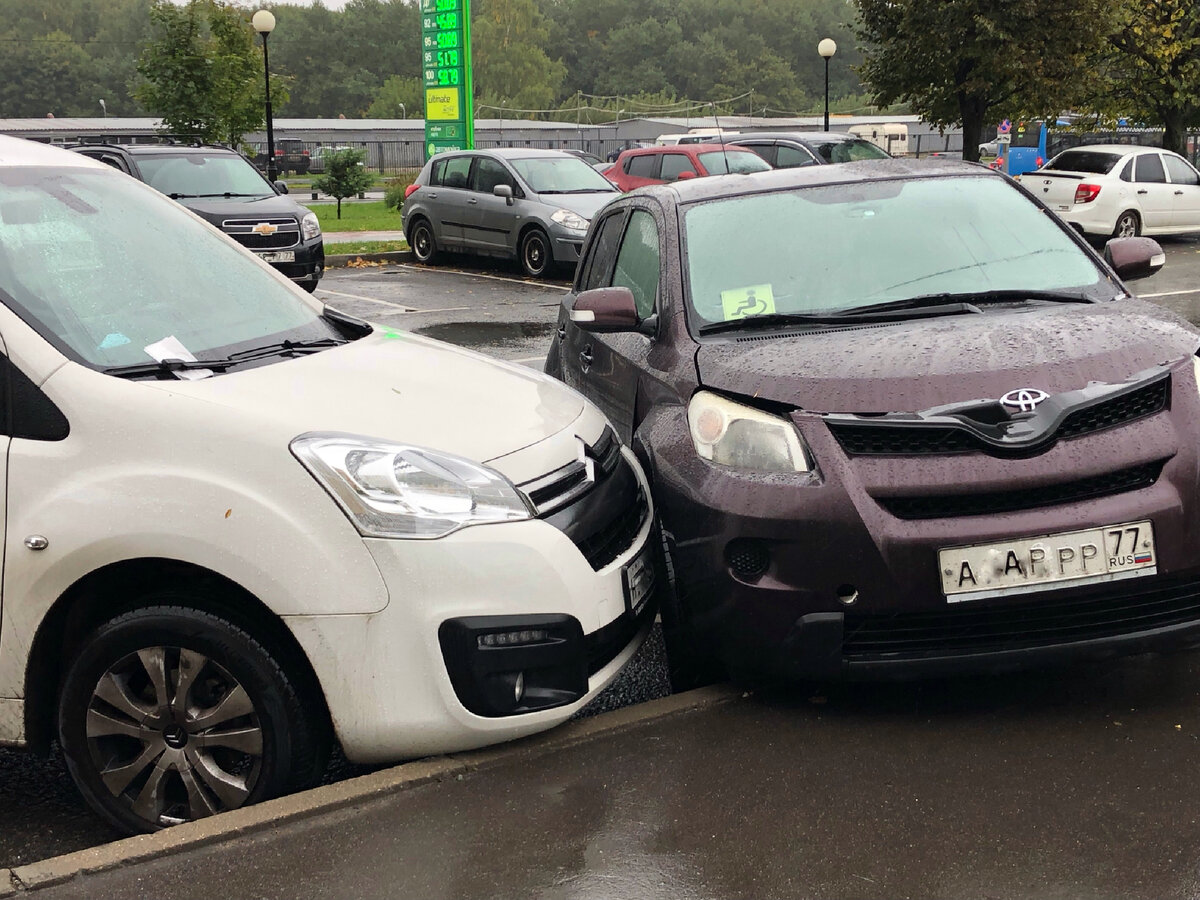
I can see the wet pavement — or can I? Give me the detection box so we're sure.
[36,649,1200,900]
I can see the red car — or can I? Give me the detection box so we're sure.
[602,143,771,191]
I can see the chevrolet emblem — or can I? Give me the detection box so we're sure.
[251,222,279,235]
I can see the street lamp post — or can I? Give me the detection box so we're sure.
[99,98,106,118]
[252,10,277,182]
[818,38,837,132]
[398,102,406,120]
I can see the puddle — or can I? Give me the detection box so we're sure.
[414,321,555,348]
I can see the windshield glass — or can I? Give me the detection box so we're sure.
[696,150,772,175]
[813,138,891,163]
[136,152,274,197]
[0,166,336,369]
[509,157,617,194]
[682,175,1103,328]
[1046,150,1124,174]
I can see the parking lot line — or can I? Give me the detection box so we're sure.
[1139,288,1200,299]
[392,264,571,291]
[316,287,417,310]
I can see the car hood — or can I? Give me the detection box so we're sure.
[178,193,306,225]
[695,300,1200,413]
[152,329,584,463]
[532,191,618,221]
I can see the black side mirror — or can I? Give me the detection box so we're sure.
[570,287,640,333]
[274,181,289,194]
[493,184,514,206]
[1104,236,1165,281]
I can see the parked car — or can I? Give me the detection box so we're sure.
[1024,145,1200,238]
[402,148,620,278]
[70,143,325,292]
[0,136,655,833]
[601,144,771,192]
[544,157,1196,692]
[562,148,608,169]
[727,131,892,168]
[253,138,311,176]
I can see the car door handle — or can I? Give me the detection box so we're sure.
[557,324,566,341]
[1176,190,1185,195]
[580,345,593,370]
[427,192,438,199]
[467,198,478,204]
[1137,189,1149,195]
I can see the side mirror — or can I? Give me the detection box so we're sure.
[274,181,289,194]
[676,171,697,180]
[1104,236,1165,281]
[493,184,514,206]
[570,287,639,333]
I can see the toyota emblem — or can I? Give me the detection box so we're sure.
[1000,388,1049,412]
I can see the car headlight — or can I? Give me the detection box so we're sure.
[300,211,321,240]
[687,391,811,473]
[1193,357,1200,398]
[550,208,589,232]
[291,433,531,539]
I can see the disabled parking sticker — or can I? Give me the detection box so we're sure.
[720,283,776,320]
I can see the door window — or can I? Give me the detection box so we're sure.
[471,157,514,194]
[739,143,777,166]
[625,154,659,178]
[1164,154,1200,187]
[1119,158,1135,183]
[1134,154,1167,184]
[579,212,627,291]
[429,158,446,185]
[611,210,660,319]
[440,156,472,189]
[776,144,817,168]
[660,154,697,181]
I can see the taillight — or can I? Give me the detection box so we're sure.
[274,149,283,156]
[1036,156,1044,167]
[404,184,420,199]
[1074,183,1101,204]
[302,150,310,156]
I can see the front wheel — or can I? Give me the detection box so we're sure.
[519,228,552,278]
[1113,210,1141,238]
[58,604,327,834]
[409,219,438,264]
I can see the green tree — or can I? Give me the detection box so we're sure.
[135,0,284,145]
[1096,0,1200,155]
[854,0,1115,161]
[367,75,424,118]
[473,0,566,114]
[313,147,373,219]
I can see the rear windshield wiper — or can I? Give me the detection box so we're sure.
[103,337,347,379]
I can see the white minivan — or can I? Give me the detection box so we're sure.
[0,137,656,833]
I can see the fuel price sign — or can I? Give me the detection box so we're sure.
[421,0,474,158]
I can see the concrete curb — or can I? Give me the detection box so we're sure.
[8,685,742,892]
[325,249,413,268]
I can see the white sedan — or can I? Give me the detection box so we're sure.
[1022,145,1200,238]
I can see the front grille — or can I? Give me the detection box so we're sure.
[843,574,1200,660]
[878,460,1165,519]
[519,428,620,515]
[829,378,1169,457]
[222,217,300,250]
[576,492,647,570]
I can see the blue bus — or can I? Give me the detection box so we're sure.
[1000,121,1047,177]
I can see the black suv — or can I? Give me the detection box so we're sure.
[71,144,324,292]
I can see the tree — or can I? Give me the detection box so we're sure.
[854,0,1115,161]
[367,75,423,119]
[473,0,566,114]
[135,0,284,146]
[1097,0,1200,155]
[313,147,373,219]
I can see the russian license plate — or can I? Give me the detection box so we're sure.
[939,520,1156,603]
[623,542,656,618]
[257,250,295,263]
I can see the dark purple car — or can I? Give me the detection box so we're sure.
[544,158,1198,689]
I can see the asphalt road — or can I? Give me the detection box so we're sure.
[4,236,1200,868]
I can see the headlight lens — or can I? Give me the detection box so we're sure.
[1193,357,1200,397]
[291,433,531,539]
[687,391,811,473]
[300,211,321,240]
[550,208,589,232]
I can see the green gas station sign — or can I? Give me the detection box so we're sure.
[421,0,474,159]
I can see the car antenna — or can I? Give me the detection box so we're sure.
[711,102,730,172]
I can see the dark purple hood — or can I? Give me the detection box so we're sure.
[695,300,1200,413]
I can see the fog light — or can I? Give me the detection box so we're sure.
[727,539,770,581]
[478,628,550,649]
[514,671,525,703]
[836,584,859,606]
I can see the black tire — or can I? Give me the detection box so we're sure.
[519,227,552,278]
[657,529,726,693]
[1113,210,1141,238]
[58,604,328,835]
[408,218,438,264]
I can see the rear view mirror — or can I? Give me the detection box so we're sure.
[570,287,639,333]
[273,181,289,194]
[1104,236,1165,281]
[676,171,697,181]
[493,184,514,206]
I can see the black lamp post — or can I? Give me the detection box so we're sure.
[816,39,835,132]
[253,10,277,182]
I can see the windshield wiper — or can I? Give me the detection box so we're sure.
[698,313,840,336]
[103,337,347,379]
[167,193,201,199]
[194,192,270,198]
[831,289,1094,318]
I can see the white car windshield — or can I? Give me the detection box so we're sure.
[137,152,275,198]
[0,166,337,369]
[509,157,618,194]
[683,175,1104,326]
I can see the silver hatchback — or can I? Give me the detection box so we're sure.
[401,148,619,277]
